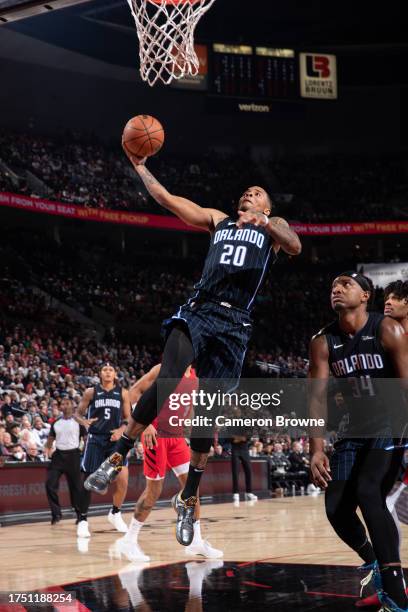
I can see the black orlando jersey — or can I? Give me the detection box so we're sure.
[193,216,276,311]
[317,312,398,436]
[87,383,123,436]
[322,312,395,380]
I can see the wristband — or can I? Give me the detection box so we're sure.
[262,214,269,227]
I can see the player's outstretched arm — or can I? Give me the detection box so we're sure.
[308,334,332,488]
[125,154,226,231]
[129,364,161,448]
[129,364,161,405]
[268,217,302,255]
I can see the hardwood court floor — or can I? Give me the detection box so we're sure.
[2,495,407,594]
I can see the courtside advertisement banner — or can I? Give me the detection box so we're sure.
[299,52,338,99]
[358,262,408,287]
[0,461,267,515]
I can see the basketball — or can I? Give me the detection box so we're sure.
[122,115,165,159]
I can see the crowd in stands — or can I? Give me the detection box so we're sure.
[0,324,318,473]
[1,223,335,358]
[0,323,161,463]
[1,221,392,378]
[1,129,407,222]
[0,320,317,466]
[269,154,408,222]
[0,168,401,469]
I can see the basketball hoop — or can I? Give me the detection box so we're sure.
[126,0,216,86]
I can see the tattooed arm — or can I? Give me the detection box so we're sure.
[266,217,302,256]
[236,211,301,255]
[124,151,226,231]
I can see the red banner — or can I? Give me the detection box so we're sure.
[291,221,408,235]
[0,459,268,516]
[1,192,407,235]
[0,191,203,232]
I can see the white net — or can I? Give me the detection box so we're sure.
[127,0,216,86]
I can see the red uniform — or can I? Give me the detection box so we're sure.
[142,369,197,480]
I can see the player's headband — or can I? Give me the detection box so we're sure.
[337,271,372,293]
[99,361,116,371]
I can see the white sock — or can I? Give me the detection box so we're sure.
[119,568,144,607]
[191,520,202,545]
[126,584,144,608]
[126,517,143,540]
[188,569,204,598]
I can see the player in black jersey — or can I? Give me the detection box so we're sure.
[385,281,408,335]
[384,281,408,517]
[359,280,408,608]
[309,272,408,612]
[85,153,301,546]
[76,363,131,538]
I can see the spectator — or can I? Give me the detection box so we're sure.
[213,442,224,457]
[8,423,21,444]
[134,442,144,461]
[25,442,45,462]
[6,443,26,462]
[288,441,310,472]
[21,414,33,429]
[270,443,291,476]
[31,416,50,449]
[0,431,14,456]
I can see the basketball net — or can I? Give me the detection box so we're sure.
[126,0,216,86]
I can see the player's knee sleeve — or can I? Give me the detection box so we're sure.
[190,438,213,454]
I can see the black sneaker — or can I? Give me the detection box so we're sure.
[172,492,197,546]
[51,515,62,525]
[84,453,123,494]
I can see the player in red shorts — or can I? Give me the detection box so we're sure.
[114,364,223,562]
[358,280,408,608]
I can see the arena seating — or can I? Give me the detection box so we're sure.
[1,130,406,222]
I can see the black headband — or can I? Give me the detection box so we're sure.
[337,271,372,293]
[100,361,116,371]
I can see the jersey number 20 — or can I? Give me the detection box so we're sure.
[220,245,247,267]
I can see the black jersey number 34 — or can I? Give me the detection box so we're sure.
[348,375,376,398]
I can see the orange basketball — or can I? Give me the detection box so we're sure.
[122,115,164,159]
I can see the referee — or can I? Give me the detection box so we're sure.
[45,398,86,525]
